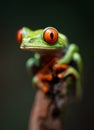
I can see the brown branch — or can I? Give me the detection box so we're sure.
[28,90,63,130]
[28,72,77,130]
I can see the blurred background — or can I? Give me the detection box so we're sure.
[0,0,94,130]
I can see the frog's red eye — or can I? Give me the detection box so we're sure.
[43,27,58,44]
[17,29,22,43]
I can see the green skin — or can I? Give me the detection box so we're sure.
[20,27,83,99]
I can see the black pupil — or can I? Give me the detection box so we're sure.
[50,32,54,39]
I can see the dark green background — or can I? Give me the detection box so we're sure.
[0,0,94,130]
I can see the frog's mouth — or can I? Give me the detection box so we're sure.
[20,46,62,53]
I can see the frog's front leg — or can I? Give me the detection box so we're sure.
[53,44,82,99]
[26,53,40,68]
[58,44,82,74]
[26,53,40,75]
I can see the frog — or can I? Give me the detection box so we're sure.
[17,26,83,100]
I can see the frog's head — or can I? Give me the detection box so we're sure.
[17,27,68,53]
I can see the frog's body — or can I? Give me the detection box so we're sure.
[17,27,82,100]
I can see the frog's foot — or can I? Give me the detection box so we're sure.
[32,68,53,93]
[32,76,50,94]
[37,72,53,81]
[53,64,69,71]
[57,72,65,79]
[53,64,69,78]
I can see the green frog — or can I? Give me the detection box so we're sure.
[17,26,82,100]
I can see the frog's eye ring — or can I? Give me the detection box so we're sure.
[17,29,22,43]
[43,27,58,44]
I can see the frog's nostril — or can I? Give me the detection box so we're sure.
[17,29,22,43]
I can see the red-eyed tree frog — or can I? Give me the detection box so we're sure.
[17,27,83,101]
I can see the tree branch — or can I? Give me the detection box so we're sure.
[28,90,63,130]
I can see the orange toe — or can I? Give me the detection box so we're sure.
[42,86,49,93]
